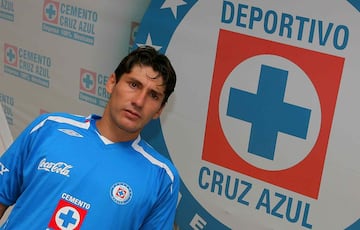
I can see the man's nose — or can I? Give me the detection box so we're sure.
[132,90,147,108]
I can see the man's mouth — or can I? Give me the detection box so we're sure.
[124,109,141,119]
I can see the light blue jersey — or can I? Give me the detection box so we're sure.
[0,112,179,229]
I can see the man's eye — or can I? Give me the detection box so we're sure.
[129,82,138,88]
[150,92,159,100]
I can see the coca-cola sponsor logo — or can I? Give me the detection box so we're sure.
[38,158,73,177]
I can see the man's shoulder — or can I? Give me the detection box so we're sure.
[135,138,180,180]
[37,112,87,121]
[30,112,93,133]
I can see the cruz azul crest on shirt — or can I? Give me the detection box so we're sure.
[110,182,133,205]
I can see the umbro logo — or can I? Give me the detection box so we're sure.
[58,128,83,137]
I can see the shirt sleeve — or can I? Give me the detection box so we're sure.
[140,167,180,230]
[0,114,47,206]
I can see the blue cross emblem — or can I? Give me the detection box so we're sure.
[6,48,16,63]
[45,3,57,20]
[59,209,78,228]
[82,73,94,89]
[227,64,311,161]
[117,187,127,198]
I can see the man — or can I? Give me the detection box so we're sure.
[0,46,179,229]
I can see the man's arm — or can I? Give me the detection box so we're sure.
[0,203,8,219]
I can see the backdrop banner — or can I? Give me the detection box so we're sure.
[136,0,360,229]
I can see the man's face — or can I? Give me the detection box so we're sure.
[106,64,165,137]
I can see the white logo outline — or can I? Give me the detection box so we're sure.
[0,162,9,175]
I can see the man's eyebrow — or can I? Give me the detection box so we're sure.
[128,76,165,96]
[150,86,165,98]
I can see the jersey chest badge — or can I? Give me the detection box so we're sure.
[110,182,133,205]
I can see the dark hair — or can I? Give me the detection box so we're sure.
[114,46,177,106]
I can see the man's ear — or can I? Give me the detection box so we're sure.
[106,73,116,94]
